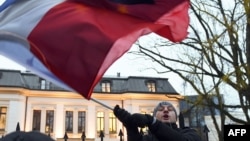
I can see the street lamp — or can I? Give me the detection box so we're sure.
[203,124,210,141]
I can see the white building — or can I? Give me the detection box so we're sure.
[0,69,182,141]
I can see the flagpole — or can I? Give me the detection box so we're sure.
[90,98,113,110]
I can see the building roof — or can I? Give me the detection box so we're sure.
[0,69,179,95]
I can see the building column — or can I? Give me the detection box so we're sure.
[86,105,96,138]
[73,109,78,135]
[40,108,46,133]
[7,100,25,132]
[25,101,32,131]
[54,104,64,138]
[104,110,109,136]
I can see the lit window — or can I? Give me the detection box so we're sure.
[101,81,111,92]
[109,112,116,134]
[46,110,54,133]
[146,81,156,92]
[40,79,50,89]
[78,111,86,133]
[0,107,7,131]
[65,111,73,133]
[32,110,41,131]
[41,80,46,89]
[97,112,104,133]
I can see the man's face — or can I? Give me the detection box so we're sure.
[155,105,176,123]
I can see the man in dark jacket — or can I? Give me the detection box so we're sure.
[113,101,202,141]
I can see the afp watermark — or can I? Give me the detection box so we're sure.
[224,125,250,141]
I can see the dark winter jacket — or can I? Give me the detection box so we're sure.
[127,121,201,141]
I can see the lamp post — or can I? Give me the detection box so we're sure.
[118,129,123,141]
[81,131,86,141]
[64,132,68,141]
[203,124,210,141]
[99,130,104,141]
[16,122,20,131]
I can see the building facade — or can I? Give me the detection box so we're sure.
[0,69,182,141]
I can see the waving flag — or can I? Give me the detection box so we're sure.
[0,0,190,99]
[0,0,15,11]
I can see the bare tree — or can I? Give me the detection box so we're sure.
[130,0,250,140]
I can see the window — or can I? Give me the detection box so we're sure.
[97,112,104,133]
[40,79,50,89]
[0,107,7,131]
[65,111,73,132]
[109,112,116,134]
[189,108,203,127]
[146,80,156,92]
[45,110,54,133]
[101,81,111,92]
[32,110,41,131]
[78,111,86,133]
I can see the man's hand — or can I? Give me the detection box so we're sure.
[131,113,154,128]
[113,105,133,127]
